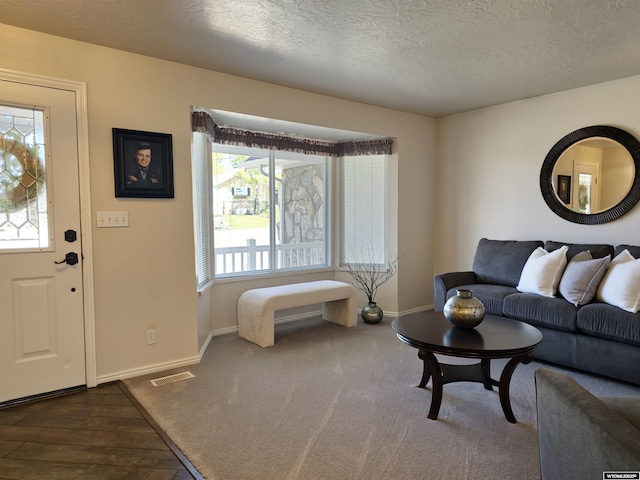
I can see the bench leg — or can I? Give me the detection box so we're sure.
[322,296,357,327]
[238,305,275,348]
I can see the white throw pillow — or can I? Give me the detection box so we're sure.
[596,249,640,313]
[517,245,569,297]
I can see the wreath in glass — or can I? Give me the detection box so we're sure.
[0,138,46,213]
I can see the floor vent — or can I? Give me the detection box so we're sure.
[150,371,195,387]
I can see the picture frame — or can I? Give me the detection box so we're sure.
[557,175,571,204]
[112,128,174,198]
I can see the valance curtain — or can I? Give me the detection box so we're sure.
[191,111,392,156]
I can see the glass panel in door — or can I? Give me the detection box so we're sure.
[0,105,50,250]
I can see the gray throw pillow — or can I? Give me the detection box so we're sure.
[558,251,611,306]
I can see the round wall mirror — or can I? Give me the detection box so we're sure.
[540,125,640,224]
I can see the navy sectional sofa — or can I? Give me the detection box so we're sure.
[434,238,640,386]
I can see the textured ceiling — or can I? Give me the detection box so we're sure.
[2,0,640,117]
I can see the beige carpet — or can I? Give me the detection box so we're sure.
[124,317,640,480]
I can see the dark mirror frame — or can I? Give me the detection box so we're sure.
[540,125,640,225]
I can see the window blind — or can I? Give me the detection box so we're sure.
[342,155,387,264]
[192,132,211,288]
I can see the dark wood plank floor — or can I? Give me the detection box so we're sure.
[0,382,203,480]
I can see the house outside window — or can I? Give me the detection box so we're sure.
[211,144,329,277]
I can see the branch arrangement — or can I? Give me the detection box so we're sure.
[340,246,399,303]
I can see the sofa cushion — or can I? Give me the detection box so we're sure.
[472,238,544,287]
[503,293,578,332]
[615,244,640,259]
[446,283,518,316]
[545,241,614,260]
[596,249,640,313]
[517,245,568,298]
[535,369,640,480]
[601,398,640,430]
[558,251,611,306]
[577,303,640,347]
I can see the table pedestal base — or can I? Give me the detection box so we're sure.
[417,350,533,423]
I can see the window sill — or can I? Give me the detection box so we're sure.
[197,280,214,296]
[212,267,334,285]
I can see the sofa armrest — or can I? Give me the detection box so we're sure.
[433,271,477,311]
[535,368,640,480]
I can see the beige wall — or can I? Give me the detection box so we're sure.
[601,147,634,208]
[435,74,640,275]
[0,24,434,381]
[13,19,639,382]
[208,109,435,332]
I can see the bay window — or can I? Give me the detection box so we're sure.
[191,110,392,283]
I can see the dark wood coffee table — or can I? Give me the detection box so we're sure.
[392,311,543,423]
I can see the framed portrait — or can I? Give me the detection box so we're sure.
[557,175,571,204]
[112,128,174,198]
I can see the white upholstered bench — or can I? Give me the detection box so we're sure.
[238,280,358,347]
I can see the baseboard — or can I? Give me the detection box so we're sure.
[394,305,433,317]
[209,325,239,337]
[97,355,201,384]
[199,331,215,359]
[370,305,433,318]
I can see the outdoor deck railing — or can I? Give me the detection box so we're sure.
[215,240,325,275]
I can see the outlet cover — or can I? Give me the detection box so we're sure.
[146,328,157,345]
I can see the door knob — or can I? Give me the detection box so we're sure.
[55,252,79,265]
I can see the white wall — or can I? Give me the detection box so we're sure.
[435,75,640,275]
[0,23,434,381]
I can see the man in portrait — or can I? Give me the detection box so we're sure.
[125,141,163,188]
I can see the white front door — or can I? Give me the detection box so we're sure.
[0,78,86,403]
[573,161,600,214]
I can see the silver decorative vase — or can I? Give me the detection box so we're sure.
[361,302,384,324]
[443,289,485,329]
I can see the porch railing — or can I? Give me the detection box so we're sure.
[215,240,325,275]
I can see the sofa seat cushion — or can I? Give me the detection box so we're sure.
[503,293,578,332]
[446,283,518,316]
[472,238,543,287]
[577,303,640,347]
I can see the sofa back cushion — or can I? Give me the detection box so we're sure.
[472,238,543,287]
[615,244,640,259]
[545,241,614,260]
[535,368,640,480]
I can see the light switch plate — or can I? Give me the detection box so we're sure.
[97,211,129,228]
